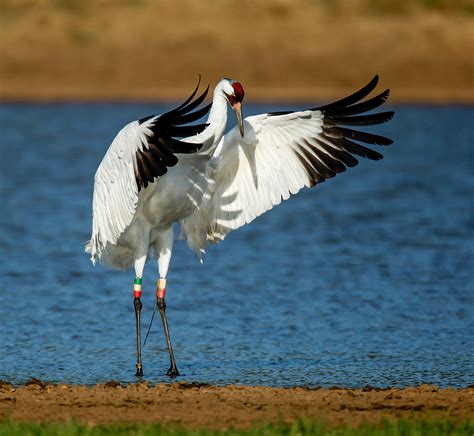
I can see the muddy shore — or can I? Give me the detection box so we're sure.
[0,380,472,429]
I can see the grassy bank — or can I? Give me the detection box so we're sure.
[1,419,473,436]
[2,383,473,431]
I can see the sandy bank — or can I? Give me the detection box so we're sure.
[0,380,472,429]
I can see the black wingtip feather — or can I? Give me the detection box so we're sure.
[326,89,391,118]
[134,79,211,191]
[328,111,394,126]
[327,127,393,146]
[282,76,392,188]
[172,102,212,126]
[180,84,210,114]
[314,75,379,112]
[316,76,393,168]
[138,114,156,125]
[173,75,202,112]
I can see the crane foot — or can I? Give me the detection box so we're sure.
[167,366,180,378]
[135,363,143,377]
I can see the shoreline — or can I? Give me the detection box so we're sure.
[1,88,473,105]
[1,380,472,429]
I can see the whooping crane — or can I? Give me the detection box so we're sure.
[86,75,394,377]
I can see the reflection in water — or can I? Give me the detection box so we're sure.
[0,103,472,387]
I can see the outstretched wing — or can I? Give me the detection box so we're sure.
[181,76,393,257]
[87,81,211,263]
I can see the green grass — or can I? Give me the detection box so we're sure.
[0,419,473,436]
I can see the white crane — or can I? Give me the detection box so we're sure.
[86,75,394,377]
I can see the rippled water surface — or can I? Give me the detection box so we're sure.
[0,103,472,387]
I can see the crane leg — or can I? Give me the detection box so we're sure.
[156,279,179,377]
[156,228,179,377]
[133,277,143,376]
[133,239,148,377]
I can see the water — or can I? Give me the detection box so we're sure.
[0,102,472,388]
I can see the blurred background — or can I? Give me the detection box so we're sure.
[0,0,473,102]
[0,0,473,387]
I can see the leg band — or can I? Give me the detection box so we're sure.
[134,277,142,298]
[156,278,166,299]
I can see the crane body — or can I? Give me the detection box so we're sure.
[86,76,394,377]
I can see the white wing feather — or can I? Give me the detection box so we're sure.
[180,110,325,256]
[86,117,157,263]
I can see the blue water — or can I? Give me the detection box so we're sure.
[0,103,472,388]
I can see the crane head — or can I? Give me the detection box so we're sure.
[224,81,245,138]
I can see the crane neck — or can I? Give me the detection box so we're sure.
[207,93,228,126]
[192,84,229,155]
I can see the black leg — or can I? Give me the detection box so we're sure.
[134,296,143,376]
[156,296,179,377]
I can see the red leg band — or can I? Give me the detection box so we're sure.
[156,278,166,299]
[133,283,142,298]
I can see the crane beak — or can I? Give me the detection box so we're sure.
[233,102,244,138]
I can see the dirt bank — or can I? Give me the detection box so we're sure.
[0,380,472,429]
[0,0,473,103]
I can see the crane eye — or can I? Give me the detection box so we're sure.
[225,92,237,106]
